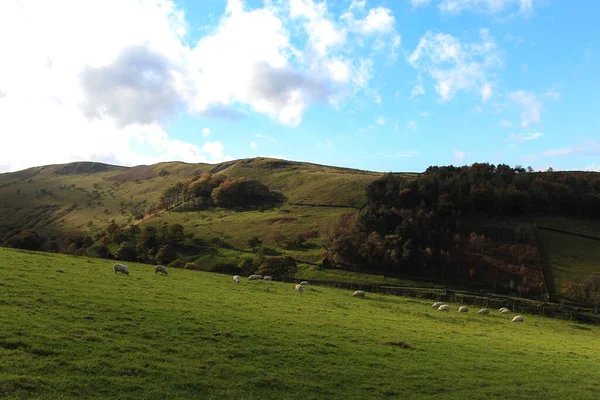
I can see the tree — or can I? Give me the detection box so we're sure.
[156,245,177,265]
[248,236,262,252]
[166,224,185,246]
[115,242,137,261]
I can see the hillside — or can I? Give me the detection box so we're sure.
[0,158,381,236]
[1,159,599,306]
[2,248,599,399]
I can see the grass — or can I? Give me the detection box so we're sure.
[1,247,600,399]
[537,228,600,299]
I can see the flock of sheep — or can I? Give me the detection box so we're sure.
[113,263,526,322]
[432,302,525,322]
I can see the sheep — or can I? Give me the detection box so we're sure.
[113,263,129,276]
[233,275,240,284]
[458,306,469,313]
[352,290,366,298]
[432,302,442,309]
[248,275,263,280]
[300,281,309,285]
[512,315,524,323]
[295,284,303,294]
[263,276,273,281]
[478,308,490,315]
[499,307,511,314]
[438,304,450,312]
[155,265,168,276]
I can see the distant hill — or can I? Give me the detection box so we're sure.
[0,157,382,236]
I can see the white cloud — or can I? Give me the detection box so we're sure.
[509,90,542,127]
[0,0,232,172]
[409,29,503,102]
[409,74,425,100]
[542,90,561,101]
[480,82,493,102]
[376,116,386,125]
[509,131,543,143]
[454,149,468,164]
[407,121,418,131]
[499,120,514,127]
[325,58,351,83]
[290,0,346,58]
[420,111,431,117]
[584,164,600,172]
[374,93,382,104]
[543,148,574,157]
[250,141,257,149]
[342,6,396,35]
[521,63,529,73]
[438,0,536,15]
[0,0,400,171]
[411,0,432,8]
[202,128,211,137]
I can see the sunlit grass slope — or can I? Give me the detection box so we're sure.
[1,248,599,399]
[0,158,382,236]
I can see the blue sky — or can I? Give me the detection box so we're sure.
[0,0,598,173]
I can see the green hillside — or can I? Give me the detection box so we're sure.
[2,248,599,399]
[0,158,381,237]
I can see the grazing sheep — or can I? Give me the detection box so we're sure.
[295,284,303,294]
[233,275,240,284]
[438,304,450,312]
[352,290,366,298]
[512,315,524,322]
[500,307,511,314]
[432,302,442,309]
[300,281,309,285]
[113,263,129,276]
[263,276,273,281]
[248,275,263,280]
[478,308,490,315]
[155,265,168,275]
[458,306,469,313]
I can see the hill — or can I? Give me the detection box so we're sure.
[1,159,599,306]
[1,247,599,399]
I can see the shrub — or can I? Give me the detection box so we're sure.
[168,259,187,269]
[184,262,202,271]
[156,245,177,265]
[209,263,240,274]
[115,242,137,262]
[257,256,297,281]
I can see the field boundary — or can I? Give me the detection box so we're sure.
[537,225,600,241]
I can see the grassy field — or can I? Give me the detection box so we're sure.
[1,248,599,399]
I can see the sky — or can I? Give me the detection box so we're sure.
[0,0,598,173]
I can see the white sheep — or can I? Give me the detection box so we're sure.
[248,275,263,280]
[263,276,273,281]
[155,265,168,275]
[233,275,240,284]
[438,304,450,312]
[300,281,309,285]
[113,263,129,276]
[458,306,468,313]
[352,290,366,298]
[295,284,303,294]
[499,307,511,314]
[512,315,524,322]
[432,302,442,309]
[478,308,490,315]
